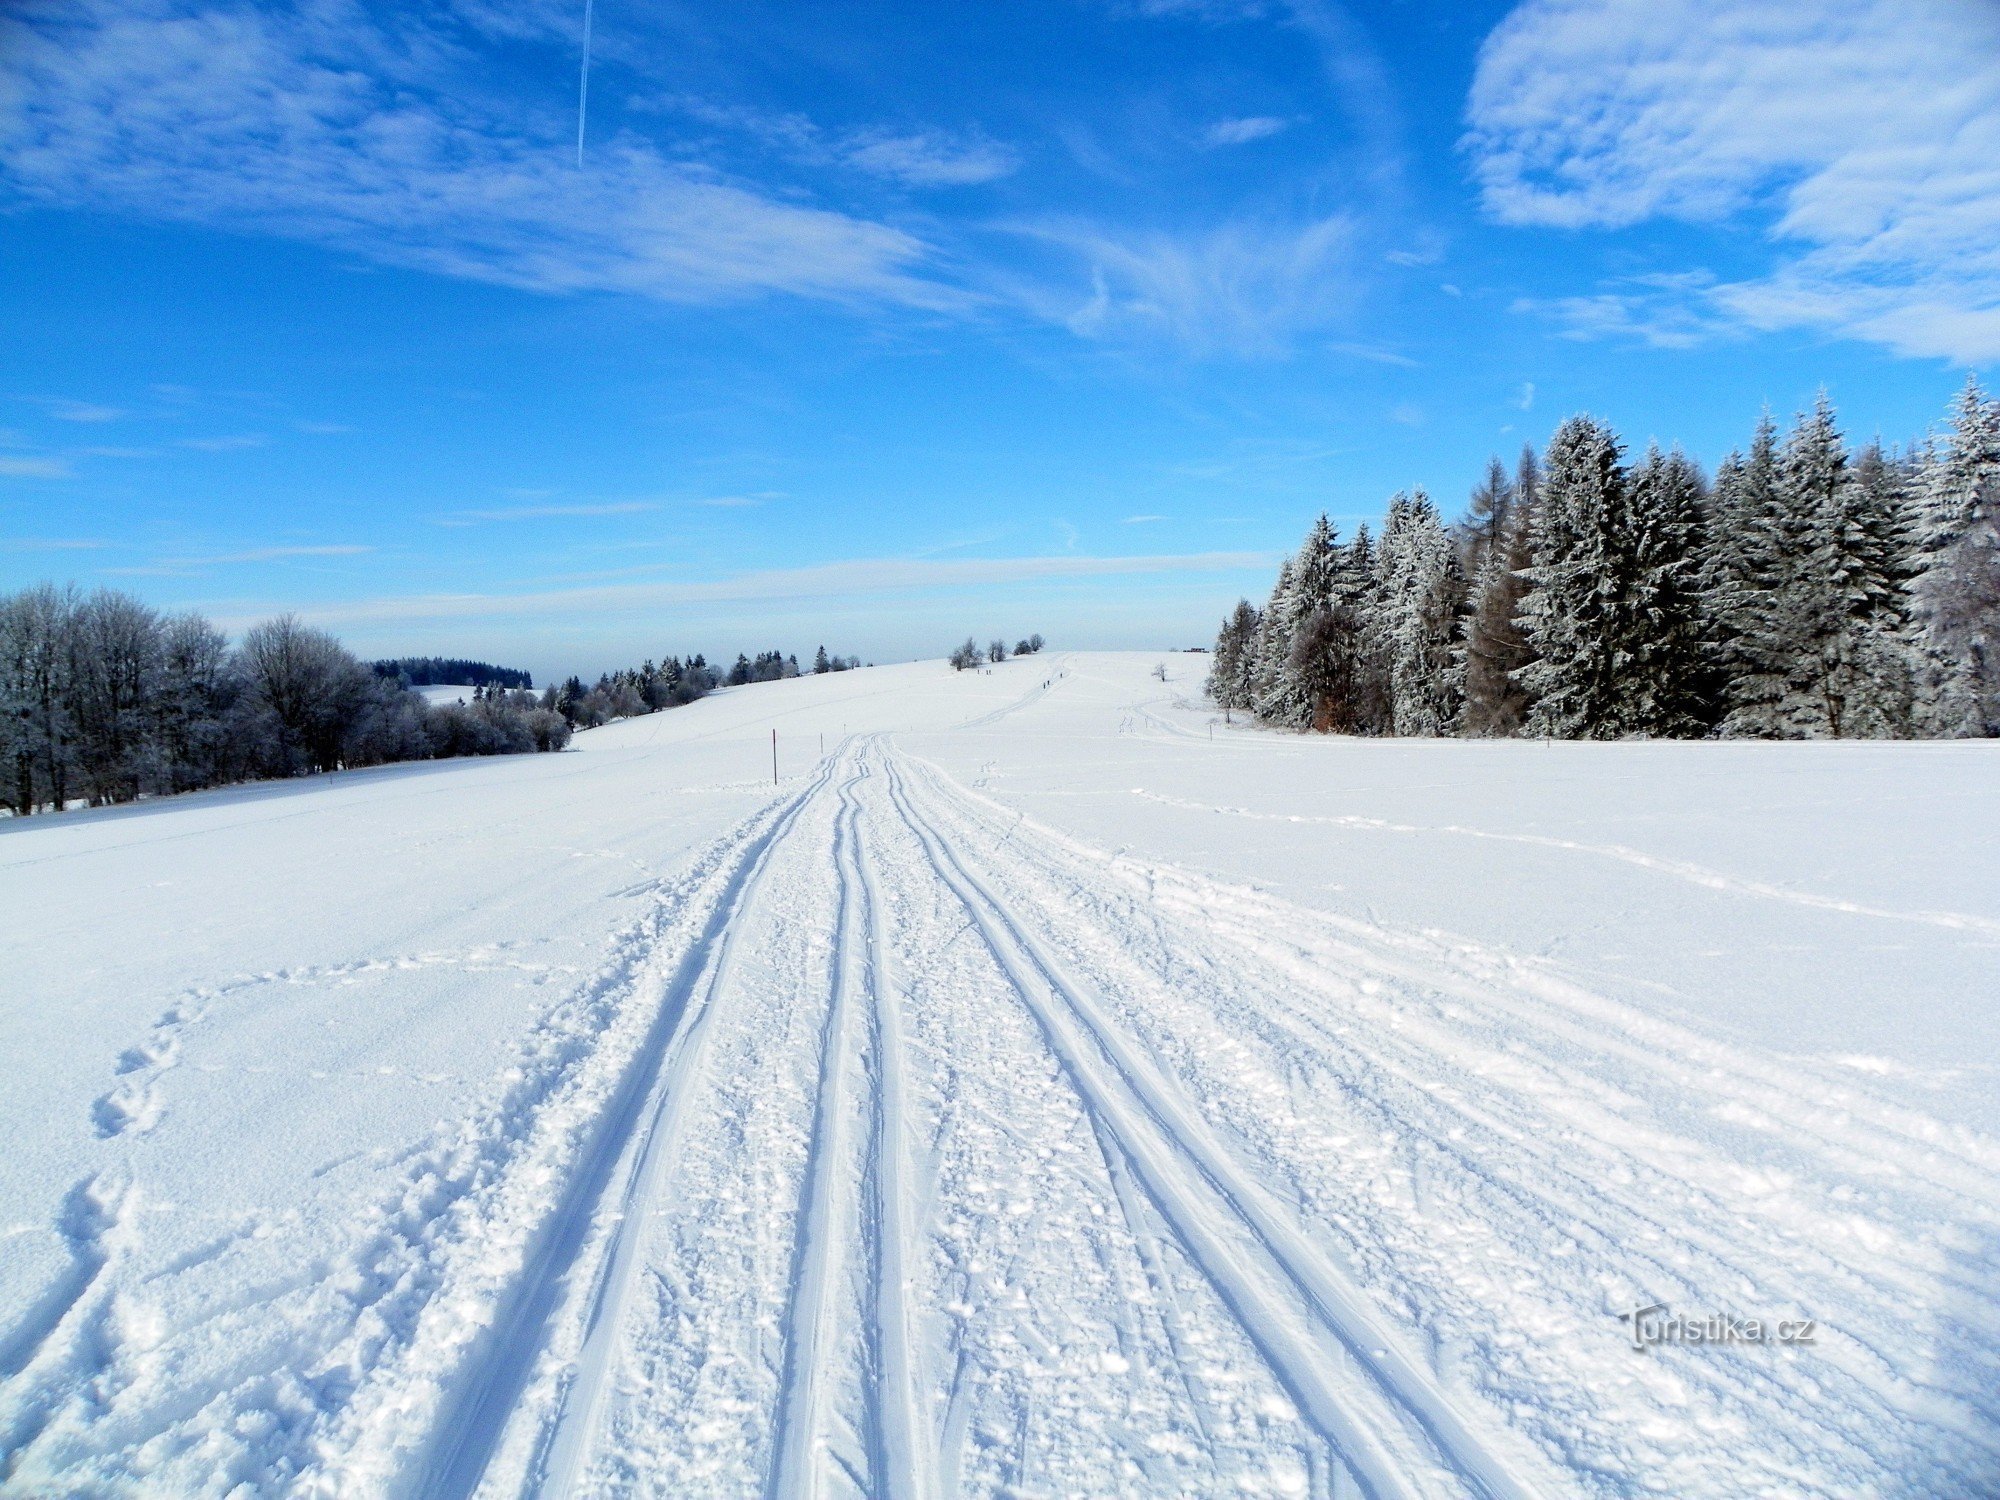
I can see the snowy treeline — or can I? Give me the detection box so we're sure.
[0,588,571,815]
[949,633,1045,670]
[1210,381,2000,740]
[813,646,864,673]
[546,656,718,729]
[374,656,532,691]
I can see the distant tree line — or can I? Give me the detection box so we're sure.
[540,644,870,730]
[0,590,571,815]
[1210,379,2000,740]
[372,656,533,690]
[545,655,719,729]
[950,633,1045,670]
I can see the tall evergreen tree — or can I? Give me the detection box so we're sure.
[1520,416,1627,737]
[1206,600,1261,718]
[1724,395,1913,737]
[1458,455,1515,580]
[1460,486,1535,737]
[1613,444,1717,736]
[1253,556,1314,728]
[1375,491,1463,735]
[1911,376,2000,735]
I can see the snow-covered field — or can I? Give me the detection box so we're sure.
[3,653,1996,1497]
[415,684,481,706]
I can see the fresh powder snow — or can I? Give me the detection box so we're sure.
[2,653,1996,1496]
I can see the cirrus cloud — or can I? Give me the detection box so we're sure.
[0,0,963,312]
[1465,0,2000,360]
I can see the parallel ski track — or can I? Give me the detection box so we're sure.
[850,749,932,1500]
[417,754,844,1500]
[879,748,1537,1500]
[890,751,2000,1490]
[766,762,870,1500]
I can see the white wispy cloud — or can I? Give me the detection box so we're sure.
[0,0,961,312]
[1511,270,1739,349]
[210,551,1273,629]
[1202,116,1292,147]
[1465,0,2000,360]
[841,129,1018,187]
[41,399,124,422]
[634,96,1017,189]
[105,543,372,575]
[0,455,72,478]
[1122,514,1167,523]
[1015,213,1362,357]
[441,501,661,524]
[179,434,269,452]
[1,537,107,550]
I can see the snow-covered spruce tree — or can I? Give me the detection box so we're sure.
[1701,413,1782,724]
[1252,555,1314,728]
[1722,394,1914,738]
[1372,490,1463,735]
[1339,523,1392,733]
[1519,416,1628,737]
[1911,376,2000,735]
[1277,513,1384,733]
[1459,451,1539,737]
[1290,514,1344,620]
[1616,444,1720,736]
[1206,599,1261,718]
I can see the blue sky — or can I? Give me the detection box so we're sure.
[3,0,1996,679]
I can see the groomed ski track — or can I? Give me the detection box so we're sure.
[4,684,1998,1497]
[341,740,2000,1495]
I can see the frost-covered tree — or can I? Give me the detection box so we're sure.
[1206,599,1260,718]
[1911,376,2000,735]
[1613,444,1718,737]
[0,583,78,813]
[1372,491,1463,735]
[1520,416,1627,737]
[1702,414,1781,722]
[238,614,374,774]
[1722,395,1913,738]
[68,587,164,805]
[1252,556,1314,728]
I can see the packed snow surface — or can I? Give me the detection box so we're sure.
[3,653,1997,1497]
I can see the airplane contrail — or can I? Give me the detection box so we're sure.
[576,0,595,168]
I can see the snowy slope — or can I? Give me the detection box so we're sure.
[1,654,1995,1497]
[416,684,481,705]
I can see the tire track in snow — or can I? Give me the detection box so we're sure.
[882,750,1542,1500]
